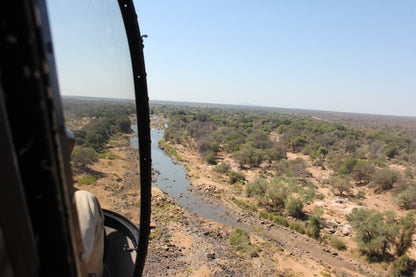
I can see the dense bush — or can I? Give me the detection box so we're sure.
[396,186,416,210]
[246,177,313,212]
[328,236,347,251]
[246,179,268,200]
[204,153,217,165]
[214,162,231,173]
[229,227,259,257]
[288,220,305,234]
[227,171,245,184]
[373,168,399,192]
[306,209,323,239]
[348,208,416,260]
[352,160,374,185]
[396,212,416,257]
[285,197,304,218]
[391,255,411,277]
[267,178,289,210]
[348,208,396,258]
[272,214,289,227]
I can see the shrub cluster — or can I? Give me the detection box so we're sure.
[64,99,135,170]
[246,177,316,216]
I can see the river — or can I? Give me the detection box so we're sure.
[131,127,240,226]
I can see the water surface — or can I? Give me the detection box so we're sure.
[131,127,239,226]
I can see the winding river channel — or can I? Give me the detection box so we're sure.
[132,127,240,226]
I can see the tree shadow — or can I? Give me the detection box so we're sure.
[297,211,308,221]
[404,258,416,277]
[83,167,107,178]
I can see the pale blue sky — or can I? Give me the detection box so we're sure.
[48,1,416,117]
[47,0,135,99]
[135,0,416,117]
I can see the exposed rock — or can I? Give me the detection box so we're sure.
[339,224,352,236]
[322,218,338,228]
[314,201,327,207]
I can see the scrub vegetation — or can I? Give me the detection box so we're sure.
[152,102,416,274]
[63,98,135,172]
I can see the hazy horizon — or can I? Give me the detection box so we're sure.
[62,95,416,119]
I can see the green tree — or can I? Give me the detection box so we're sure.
[234,145,266,167]
[318,146,329,160]
[116,117,132,133]
[71,147,98,168]
[86,131,105,151]
[234,145,252,167]
[229,227,258,257]
[330,176,352,196]
[250,149,267,167]
[267,144,286,162]
[230,227,250,247]
[348,208,399,258]
[352,160,374,185]
[290,136,307,152]
[266,178,288,211]
[73,130,87,146]
[342,156,358,174]
[396,187,416,210]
